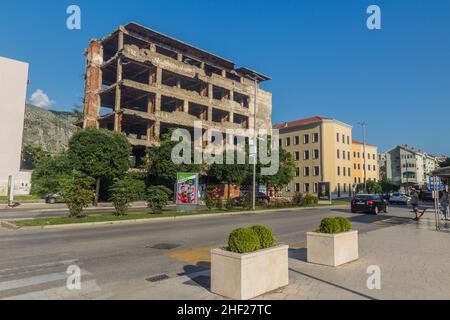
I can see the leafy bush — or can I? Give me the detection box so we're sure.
[109,179,143,215]
[205,191,215,210]
[225,198,234,210]
[318,217,351,234]
[145,186,170,214]
[270,198,291,208]
[60,176,94,217]
[251,225,275,249]
[215,198,223,210]
[292,192,304,205]
[228,228,261,253]
[242,193,253,210]
[335,216,352,233]
[302,193,319,206]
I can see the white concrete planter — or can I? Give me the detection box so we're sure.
[211,244,289,300]
[307,230,359,267]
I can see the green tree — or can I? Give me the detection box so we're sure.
[260,148,296,191]
[68,128,131,206]
[146,130,206,190]
[145,186,170,214]
[21,144,49,170]
[60,175,95,217]
[109,178,144,215]
[30,152,72,197]
[208,149,249,201]
[379,177,398,193]
[439,157,450,168]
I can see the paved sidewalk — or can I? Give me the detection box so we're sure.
[97,213,450,300]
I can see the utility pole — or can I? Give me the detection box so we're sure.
[252,78,258,210]
[358,122,368,193]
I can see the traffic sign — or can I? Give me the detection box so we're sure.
[429,176,445,191]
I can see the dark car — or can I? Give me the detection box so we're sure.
[351,194,388,214]
[256,192,271,202]
[44,193,63,204]
[421,191,434,202]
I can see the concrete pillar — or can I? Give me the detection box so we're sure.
[183,100,189,113]
[156,67,162,86]
[177,53,183,62]
[230,90,234,101]
[150,43,156,52]
[83,40,103,128]
[155,93,161,112]
[208,107,213,122]
[114,113,122,132]
[116,57,123,83]
[118,31,124,51]
[208,84,213,100]
[221,70,227,77]
[147,95,154,113]
[154,121,161,141]
[147,122,154,142]
[114,84,121,112]
[229,112,234,123]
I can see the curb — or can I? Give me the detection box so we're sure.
[11,205,348,231]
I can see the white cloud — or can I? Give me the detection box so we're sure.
[29,89,55,108]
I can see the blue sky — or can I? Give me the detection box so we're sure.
[1,0,449,155]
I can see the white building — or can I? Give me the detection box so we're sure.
[0,56,31,196]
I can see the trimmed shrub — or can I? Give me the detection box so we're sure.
[215,198,223,210]
[145,186,169,214]
[251,225,275,249]
[109,179,142,215]
[318,217,351,234]
[318,217,341,234]
[242,192,253,210]
[60,176,94,218]
[228,228,261,253]
[292,192,304,205]
[302,193,319,206]
[335,216,352,233]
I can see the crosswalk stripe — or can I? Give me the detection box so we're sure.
[3,280,101,300]
[0,270,91,291]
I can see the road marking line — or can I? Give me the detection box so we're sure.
[2,280,101,300]
[0,260,78,277]
[0,270,91,291]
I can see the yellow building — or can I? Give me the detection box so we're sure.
[352,140,378,185]
[274,116,354,197]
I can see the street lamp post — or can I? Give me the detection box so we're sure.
[252,78,258,210]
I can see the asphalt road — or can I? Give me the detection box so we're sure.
[0,204,417,299]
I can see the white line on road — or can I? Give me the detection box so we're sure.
[0,270,91,291]
[2,280,101,300]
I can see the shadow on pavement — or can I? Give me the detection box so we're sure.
[181,265,211,290]
[289,247,307,262]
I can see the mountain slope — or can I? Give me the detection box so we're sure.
[22,104,80,154]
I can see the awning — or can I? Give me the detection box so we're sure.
[431,166,450,178]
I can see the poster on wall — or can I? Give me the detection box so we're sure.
[317,182,331,203]
[176,173,199,210]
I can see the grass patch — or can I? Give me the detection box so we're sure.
[11,200,349,228]
[0,195,42,201]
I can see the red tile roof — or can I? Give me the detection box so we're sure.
[273,116,332,129]
[353,139,376,147]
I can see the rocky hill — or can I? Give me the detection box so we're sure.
[22,104,80,154]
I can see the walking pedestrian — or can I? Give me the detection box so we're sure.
[440,190,449,221]
[411,188,426,220]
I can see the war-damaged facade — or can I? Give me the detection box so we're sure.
[82,22,272,165]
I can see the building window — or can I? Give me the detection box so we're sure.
[313,133,319,143]
[304,183,310,193]
[296,167,300,177]
[347,136,350,145]
[348,168,351,176]
[344,184,347,193]
[313,149,319,159]
[337,149,340,159]
[303,150,310,160]
[373,165,376,171]
[303,134,310,144]
[343,167,346,176]
[304,166,310,177]
[279,139,282,147]
[295,183,300,193]
[354,163,357,170]
[295,152,300,161]
[368,165,371,171]
[353,152,357,158]
[314,183,318,193]
[358,164,361,170]
[348,151,350,160]
[354,177,357,183]
[314,166,320,176]
[286,137,291,146]
[337,166,341,176]
[342,134,345,143]
[336,133,340,142]
[343,151,346,160]
[294,136,299,145]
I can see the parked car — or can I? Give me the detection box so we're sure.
[256,192,271,202]
[351,194,388,214]
[389,192,411,205]
[44,193,63,204]
[421,191,434,202]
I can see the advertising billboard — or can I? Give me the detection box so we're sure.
[317,182,331,203]
[176,173,199,210]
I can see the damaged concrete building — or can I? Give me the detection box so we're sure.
[82,22,272,166]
